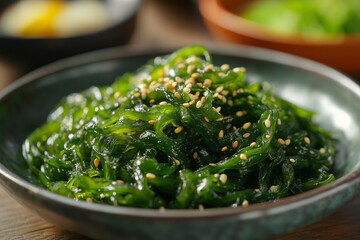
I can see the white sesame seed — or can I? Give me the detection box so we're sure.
[227,99,234,106]
[240,153,247,160]
[193,152,198,159]
[117,180,125,184]
[290,158,296,163]
[177,63,185,69]
[204,64,214,71]
[148,120,156,125]
[250,142,256,147]
[270,185,278,192]
[146,173,156,180]
[277,138,286,145]
[134,92,141,98]
[204,79,212,87]
[214,173,219,178]
[216,86,224,93]
[196,101,202,108]
[219,130,224,138]
[233,67,246,73]
[236,111,244,117]
[174,126,183,134]
[265,119,271,128]
[277,118,282,125]
[233,141,239,148]
[254,189,260,192]
[186,83,192,89]
[183,87,191,94]
[175,92,182,99]
[304,137,311,144]
[320,148,326,154]
[219,174,228,184]
[198,204,204,211]
[285,139,291,146]
[174,159,180,165]
[266,135,271,139]
[242,199,249,207]
[243,133,250,138]
[218,72,226,77]
[172,82,178,88]
[215,106,221,113]
[183,103,190,107]
[192,73,200,79]
[114,92,121,99]
[221,64,230,71]
[209,163,217,167]
[243,122,251,129]
[204,116,210,122]
[159,101,167,106]
[187,65,196,74]
[175,76,183,83]
[221,146,228,151]
[189,99,196,105]
[86,198,93,203]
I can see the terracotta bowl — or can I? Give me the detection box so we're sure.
[198,0,360,74]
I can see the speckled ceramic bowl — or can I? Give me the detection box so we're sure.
[0,45,359,240]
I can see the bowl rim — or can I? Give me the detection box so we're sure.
[0,43,360,220]
[0,0,143,40]
[199,0,360,46]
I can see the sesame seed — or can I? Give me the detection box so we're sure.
[183,103,190,107]
[277,138,286,145]
[227,100,234,106]
[304,137,311,144]
[209,163,217,166]
[201,96,206,104]
[193,152,198,159]
[147,76,153,82]
[177,63,185,69]
[146,173,156,180]
[94,158,100,168]
[204,79,212,87]
[285,139,291,146]
[204,64,214,71]
[190,99,196,105]
[217,94,223,100]
[290,158,296,163]
[185,78,195,85]
[117,180,125,184]
[219,130,224,138]
[134,92,141,98]
[174,126,183,134]
[270,185,278,192]
[236,111,244,117]
[130,131,136,135]
[216,86,224,92]
[233,141,239,149]
[250,142,256,147]
[254,189,260,192]
[218,174,228,184]
[148,120,156,125]
[159,206,165,212]
[265,119,271,128]
[221,64,230,71]
[221,146,228,151]
[192,73,200,79]
[86,198,93,203]
[175,92,182,99]
[174,159,180,165]
[240,153,247,160]
[215,106,221,113]
[196,83,203,87]
[320,148,326,154]
[277,119,282,125]
[198,204,204,211]
[233,126,237,131]
[221,90,229,96]
[204,116,210,122]
[266,135,271,139]
[159,101,167,106]
[233,67,246,73]
[214,173,219,178]
[232,90,237,97]
[172,82,178,88]
[243,133,250,138]
[196,101,202,108]
[187,65,196,74]
[242,200,249,207]
[243,122,251,129]
[183,87,191,94]
[114,92,121,99]
[218,72,226,77]
[175,76,183,83]
[186,83,193,89]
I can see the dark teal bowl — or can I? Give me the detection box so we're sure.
[0,45,359,240]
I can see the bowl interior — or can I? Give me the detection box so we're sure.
[0,45,359,191]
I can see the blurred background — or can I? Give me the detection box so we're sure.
[0,0,359,239]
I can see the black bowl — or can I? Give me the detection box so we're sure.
[0,0,143,69]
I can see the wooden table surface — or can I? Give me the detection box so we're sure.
[0,0,359,239]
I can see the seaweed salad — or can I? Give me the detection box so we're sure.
[23,46,336,209]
